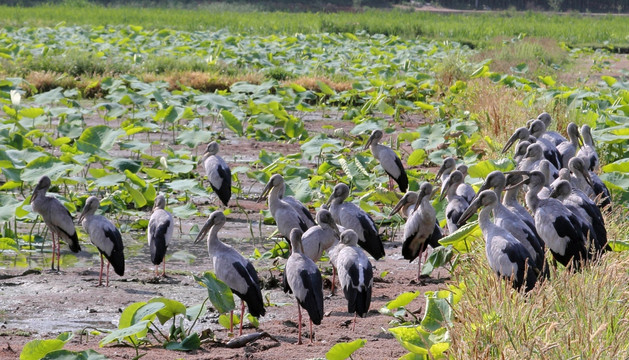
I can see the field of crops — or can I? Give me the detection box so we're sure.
[1,4,629,360]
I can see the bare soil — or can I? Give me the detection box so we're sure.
[0,111,451,359]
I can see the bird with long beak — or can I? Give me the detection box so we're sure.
[501,127,534,155]
[30,176,81,271]
[326,183,385,260]
[257,174,310,239]
[257,174,315,229]
[576,124,599,172]
[435,157,456,195]
[457,190,538,292]
[364,129,408,192]
[568,157,611,209]
[78,196,125,286]
[556,122,583,168]
[528,120,562,169]
[147,194,174,277]
[201,141,231,207]
[194,211,265,336]
[536,112,567,146]
[400,182,442,281]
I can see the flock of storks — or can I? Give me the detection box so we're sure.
[28,111,611,345]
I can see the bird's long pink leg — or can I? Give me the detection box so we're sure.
[388,177,394,191]
[98,254,104,286]
[229,310,234,334]
[352,313,357,332]
[106,262,110,287]
[57,237,61,271]
[239,301,245,336]
[309,319,314,344]
[162,259,166,277]
[417,248,425,281]
[330,266,337,295]
[297,303,303,345]
[50,233,56,270]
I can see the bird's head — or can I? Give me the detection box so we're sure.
[257,174,284,203]
[340,229,359,246]
[78,196,100,224]
[457,190,497,227]
[364,129,383,150]
[568,157,593,188]
[194,210,226,244]
[153,194,166,212]
[435,157,456,180]
[326,183,349,206]
[502,127,530,154]
[30,175,52,204]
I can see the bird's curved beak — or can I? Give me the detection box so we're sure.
[256,180,273,203]
[501,131,520,154]
[577,132,584,148]
[198,150,210,165]
[325,192,334,207]
[504,171,530,190]
[549,185,561,199]
[389,195,407,217]
[194,218,214,244]
[471,180,490,203]
[329,218,341,237]
[581,168,594,188]
[30,190,38,204]
[435,162,448,181]
[413,189,427,212]
[363,133,374,150]
[439,180,451,202]
[457,196,481,227]
[77,207,87,224]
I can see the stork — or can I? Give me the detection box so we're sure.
[334,229,373,331]
[440,170,470,234]
[194,211,265,336]
[257,174,310,239]
[503,173,536,227]
[436,157,456,195]
[30,176,81,271]
[301,209,341,263]
[78,196,125,287]
[258,174,315,229]
[284,228,324,344]
[501,127,536,155]
[576,124,599,172]
[568,157,611,209]
[473,171,546,275]
[517,171,594,269]
[398,182,442,280]
[536,112,567,146]
[364,129,408,192]
[556,122,582,169]
[513,140,531,166]
[147,194,174,277]
[458,190,538,292]
[528,119,562,169]
[550,180,608,252]
[202,141,231,206]
[326,183,385,260]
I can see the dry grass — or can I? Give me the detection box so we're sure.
[286,76,354,93]
[449,242,629,359]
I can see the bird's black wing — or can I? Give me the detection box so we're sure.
[149,220,170,265]
[297,269,324,325]
[232,261,266,318]
[213,164,232,206]
[356,213,385,260]
[103,227,125,276]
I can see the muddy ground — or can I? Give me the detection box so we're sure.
[0,111,453,360]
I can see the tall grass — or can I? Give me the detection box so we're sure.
[449,239,629,358]
[1,5,628,47]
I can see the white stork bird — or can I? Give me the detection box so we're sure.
[258,174,315,229]
[458,190,538,292]
[440,170,470,234]
[284,228,324,345]
[576,124,599,172]
[556,122,582,169]
[517,171,595,270]
[202,141,231,206]
[550,180,609,252]
[568,157,611,209]
[472,171,546,275]
[326,183,385,260]
[194,211,265,336]
[78,196,125,287]
[334,229,373,331]
[536,112,567,146]
[528,119,562,169]
[364,129,408,192]
[147,194,174,277]
[257,174,310,239]
[395,182,442,280]
[30,175,81,271]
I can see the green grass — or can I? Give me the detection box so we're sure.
[1,5,629,47]
[449,238,629,359]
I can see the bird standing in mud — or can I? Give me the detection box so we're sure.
[78,196,125,287]
[202,141,232,207]
[147,194,174,277]
[30,175,81,271]
[364,129,408,192]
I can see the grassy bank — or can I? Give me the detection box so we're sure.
[1,4,629,47]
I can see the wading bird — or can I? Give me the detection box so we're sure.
[284,228,324,344]
[78,196,125,287]
[556,122,582,169]
[577,124,599,172]
[503,173,536,227]
[258,174,315,229]
[301,209,341,263]
[528,119,562,169]
[30,176,81,271]
[194,211,265,336]
[536,112,567,146]
[436,157,456,195]
[202,141,231,206]
[147,194,174,277]
[517,171,594,270]
[364,129,408,192]
[326,183,385,259]
[568,157,611,209]
[397,182,442,280]
[440,170,470,234]
[458,190,538,292]
[334,229,373,331]
[455,164,476,204]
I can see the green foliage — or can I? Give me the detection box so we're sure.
[325,338,367,360]
[193,271,236,314]
[20,332,106,360]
